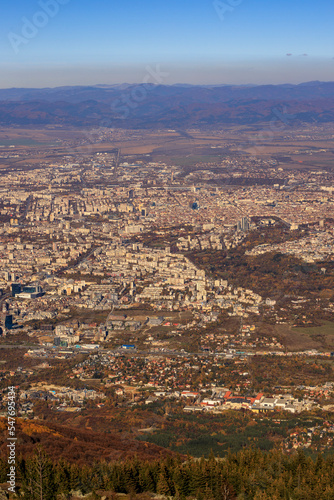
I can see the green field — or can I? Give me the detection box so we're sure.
[292,321,334,340]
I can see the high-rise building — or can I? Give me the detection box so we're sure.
[5,315,13,330]
[237,217,250,232]
[11,283,22,297]
[4,271,11,281]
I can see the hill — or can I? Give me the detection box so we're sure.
[0,81,334,128]
[0,418,174,466]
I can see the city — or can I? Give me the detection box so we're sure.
[1,0,334,497]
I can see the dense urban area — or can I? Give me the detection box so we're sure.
[0,124,334,499]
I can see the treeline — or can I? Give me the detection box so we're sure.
[1,447,334,499]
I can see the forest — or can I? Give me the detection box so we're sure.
[1,446,334,499]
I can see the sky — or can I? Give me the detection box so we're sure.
[0,0,333,87]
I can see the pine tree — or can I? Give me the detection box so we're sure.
[138,465,156,493]
[172,466,190,499]
[20,447,55,500]
[54,460,71,497]
[69,462,85,493]
[189,461,208,494]
[157,470,173,497]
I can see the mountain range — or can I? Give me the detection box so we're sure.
[1,81,334,128]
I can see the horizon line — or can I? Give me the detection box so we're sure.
[1,79,334,91]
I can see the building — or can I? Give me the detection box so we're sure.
[16,286,44,299]
[5,315,13,330]
[237,217,250,232]
[11,283,22,297]
[121,344,136,350]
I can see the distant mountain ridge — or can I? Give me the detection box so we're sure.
[0,81,334,128]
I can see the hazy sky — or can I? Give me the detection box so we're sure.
[1,0,333,87]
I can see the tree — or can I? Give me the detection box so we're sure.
[156,464,174,498]
[138,465,156,493]
[20,447,55,500]
[54,460,71,497]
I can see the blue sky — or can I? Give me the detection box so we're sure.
[0,0,333,87]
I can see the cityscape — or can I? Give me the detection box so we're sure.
[1,0,334,498]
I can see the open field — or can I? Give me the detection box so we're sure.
[275,322,334,351]
[292,321,334,349]
[0,126,333,176]
[0,127,82,144]
[0,138,57,147]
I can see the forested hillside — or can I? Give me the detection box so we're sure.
[1,447,334,499]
